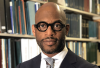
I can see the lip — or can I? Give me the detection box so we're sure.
[43,39,57,42]
[43,39,57,45]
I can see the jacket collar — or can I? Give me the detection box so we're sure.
[60,48,77,68]
[34,48,77,68]
[33,54,41,68]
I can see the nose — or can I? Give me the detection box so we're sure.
[45,26,55,36]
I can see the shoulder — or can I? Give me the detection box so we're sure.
[16,54,41,68]
[74,54,98,68]
[65,49,98,68]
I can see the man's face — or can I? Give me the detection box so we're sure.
[32,7,66,54]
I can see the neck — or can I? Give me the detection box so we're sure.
[43,52,59,57]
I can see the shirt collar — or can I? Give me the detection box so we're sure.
[41,46,68,60]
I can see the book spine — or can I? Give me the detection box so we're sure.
[21,39,29,62]
[82,19,84,38]
[4,0,12,34]
[0,0,6,33]
[99,0,100,14]
[20,1,25,34]
[21,0,27,34]
[1,39,6,68]
[98,23,100,39]
[97,0,100,14]
[8,39,11,68]
[86,20,89,38]
[0,39,2,68]
[11,0,17,34]
[10,1,14,34]
[11,38,16,68]
[84,0,89,12]
[14,0,19,34]
[18,0,22,34]
[15,39,22,65]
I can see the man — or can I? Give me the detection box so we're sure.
[16,2,99,68]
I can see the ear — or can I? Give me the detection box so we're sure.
[65,24,70,36]
[32,25,36,37]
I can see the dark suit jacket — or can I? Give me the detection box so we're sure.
[16,49,98,68]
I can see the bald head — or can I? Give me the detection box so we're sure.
[35,2,66,24]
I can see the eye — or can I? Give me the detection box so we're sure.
[38,23,47,28]
[54,23,61,28]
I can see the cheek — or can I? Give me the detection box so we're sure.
[35,31,45,41]
[57,30,66,38]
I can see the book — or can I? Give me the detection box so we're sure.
[8,38,16,68]
[82,19,85,38]
[97,23,100,39]
[0,0,6,33]
[78,42,82,57]
[20,0,26,34]
[28,39,40,59]
[10,1,14,34]
[4,0,12,34]
[11,0,18,34]
[1,39,6,68]
[88,21,94,39]
[66,13,71,37]
[5,39,8,68]
[88,42,97,64]
[35,2,40,13]
[97,49,100,64]
[92,0,96,14]
[21,39,29,62]
[82,42,87,60]
[18,0,22,34]
[8,39,11,68]
[11,38,16,68]
[14,0,19,34]
[84,0,89,12]
[97,0,100,14]
[25,1,36,35]
[14,39,22,65]
[99,0,100,14]
[93,16,100,20]
[0,39,2,68]
[86,20,89,38]
[21,0,27,34]
[65,0,68,7]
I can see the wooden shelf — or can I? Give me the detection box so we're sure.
[97,64,100,66]
[0,33,99,42]
[59,5,100,17]
[28,0,100,18]
[65,37,100,42]
[28,0,47,3]
[0,33,35,39]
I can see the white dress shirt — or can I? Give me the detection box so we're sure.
[40,46,68,68]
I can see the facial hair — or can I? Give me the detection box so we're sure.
[36,36,65,54]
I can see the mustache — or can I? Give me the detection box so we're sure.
[41,37,58,41]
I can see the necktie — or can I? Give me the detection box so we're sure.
[44,57,55,68]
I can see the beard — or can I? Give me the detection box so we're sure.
[36,36,65,54]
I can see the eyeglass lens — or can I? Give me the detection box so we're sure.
[37,22,63,31]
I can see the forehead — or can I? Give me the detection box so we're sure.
[35,5,62,24]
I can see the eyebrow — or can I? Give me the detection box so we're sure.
[37,20,63,24]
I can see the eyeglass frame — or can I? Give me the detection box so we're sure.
[34,20,66,32]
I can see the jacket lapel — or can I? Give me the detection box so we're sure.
[60,48,77,68]
[33,54,41,68]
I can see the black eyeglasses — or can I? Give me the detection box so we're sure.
[34,20,65,32]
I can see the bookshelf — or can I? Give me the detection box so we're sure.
[0,33,100,42]
[0,33,35,39]
[66,37,100,42]
[0,0,100,68]
[28,0,100,17]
